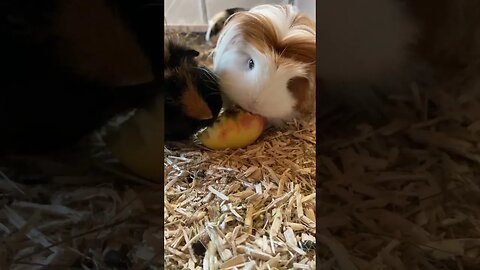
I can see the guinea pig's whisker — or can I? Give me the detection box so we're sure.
[195,67,219,84]
[202,76,218,86]
[203,71,218,82]
[196,66,219,79]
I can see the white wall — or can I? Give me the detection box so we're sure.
[295,0,316,23]
[206,0,288,21]
[165,0,316,28]
[164,0,205,26]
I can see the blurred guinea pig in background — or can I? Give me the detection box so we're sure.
[0,0,165,156]
[164,37,223,141]
[208,5,316,123]
[205,7,246,46]
[317,0,480,118]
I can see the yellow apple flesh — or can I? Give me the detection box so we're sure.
[198,109,265,150]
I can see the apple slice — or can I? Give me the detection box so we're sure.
[104,98,163,181]
[198,109,265,150]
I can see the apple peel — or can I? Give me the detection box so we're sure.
[198,109,265,150]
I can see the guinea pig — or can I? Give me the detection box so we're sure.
[164,38,223,141]
[205,7,246,46]
[212,4,316,122]
[317,0,480,119]
[0,0,163,156]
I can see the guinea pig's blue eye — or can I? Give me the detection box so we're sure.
[248,59,254,70]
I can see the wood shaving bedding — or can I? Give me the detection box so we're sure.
[164,115,316,269]
[318,71,480,269]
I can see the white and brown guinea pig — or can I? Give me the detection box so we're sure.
[212,4,316,122]
[318,0,480,116]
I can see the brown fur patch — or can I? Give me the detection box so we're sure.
[231,7,316,66]
[276,56,311,109]
[53,0,153,86]
[178,67,213,120]
[288,76,310,110]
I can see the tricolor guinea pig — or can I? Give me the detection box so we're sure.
[212,4,316,122]
[205,7,246,46]
[164,37,223,141]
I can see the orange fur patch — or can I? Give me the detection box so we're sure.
[180,81,213,120]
